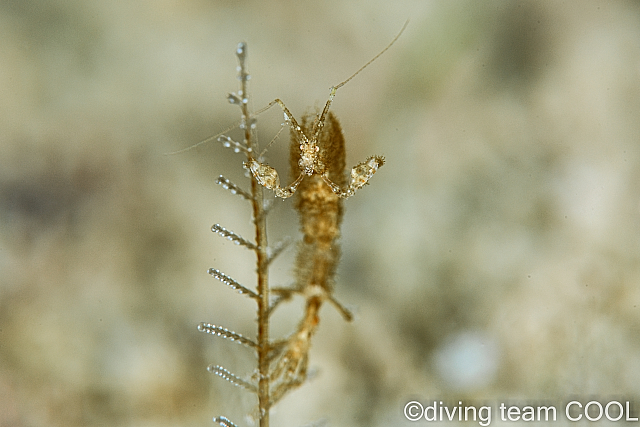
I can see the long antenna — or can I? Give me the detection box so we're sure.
[334,19,409,91]
[313,20,409,142]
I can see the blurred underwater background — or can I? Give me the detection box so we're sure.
[2,1,640,426]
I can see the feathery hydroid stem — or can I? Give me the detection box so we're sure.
[235,42,271,427]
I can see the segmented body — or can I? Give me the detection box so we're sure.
[291,111,345,302]
[269,111,348,404]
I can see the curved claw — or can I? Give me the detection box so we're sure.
[321,155,385,199]
[245,160,304,199]
[349,156,384,191]
[245,160,280,190]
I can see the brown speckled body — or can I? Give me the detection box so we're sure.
[268,112,349,403]
[290,111,346,298]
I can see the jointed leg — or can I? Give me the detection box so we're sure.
[321,155,385,198]
[255,98,310,148]
[246,98,314,198]
[245,160,305,198]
